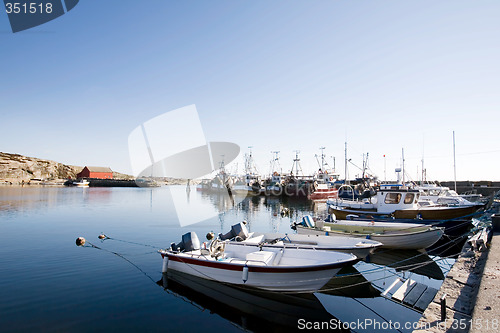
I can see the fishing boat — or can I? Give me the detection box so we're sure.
[328,184,482,220]
[309,147,341,200]
[222,223,382,259]
[309,182,339,200]
[264,172,284,196]
[231,149,262,195]
[231,176,262,195]
[160,229,358,291]
[293,216,444,250]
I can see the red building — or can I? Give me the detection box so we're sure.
[77,166,113,179]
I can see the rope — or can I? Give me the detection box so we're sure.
[97,234,159,249]
[84,241,157,284]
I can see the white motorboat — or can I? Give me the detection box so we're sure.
[72,179,89,187]
[160,228,358,292]
[221,223,381,259]
[328,184,482,220]
[415,184,484,207]
[294,216,444,250]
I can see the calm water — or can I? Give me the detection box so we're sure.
[0,186,459,332]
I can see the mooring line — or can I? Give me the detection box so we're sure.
[84,240,157,284]
[97,234,159,249]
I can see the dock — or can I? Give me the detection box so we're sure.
[413,226,499,332]
[470,229,500,333]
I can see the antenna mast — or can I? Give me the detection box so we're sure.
[453,131,457,191]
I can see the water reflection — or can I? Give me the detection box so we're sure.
[365,249,445,281]
[320,266,381,298]
[158,270,349,333]
[0,186,96,216]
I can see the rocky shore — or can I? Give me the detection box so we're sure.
[0,152,189,186]
[0,152,132,185]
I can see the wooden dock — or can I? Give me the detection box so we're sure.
[383,278,438,312]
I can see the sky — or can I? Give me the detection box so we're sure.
[1,0,499,181]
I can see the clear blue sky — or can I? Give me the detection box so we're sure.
[1,1,499,181]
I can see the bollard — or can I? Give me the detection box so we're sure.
[440,293,447,321]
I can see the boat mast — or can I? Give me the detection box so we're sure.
[383,154,386,183]
[421,134,425,184]
[402,148,405,188]
[453,131,457,191]
[292,150,302,177]
[320,147,326,172]
[344,142,348,184]
[270,151,281,176]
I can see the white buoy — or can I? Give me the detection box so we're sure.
[76,237,86,246]
[242,265,249,283]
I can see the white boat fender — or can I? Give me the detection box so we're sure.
[76,237,86,246]
[242,265,249,283]
[162,255,169,273]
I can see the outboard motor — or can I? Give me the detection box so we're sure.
[301,215,315,228]
[219,222,249,241]
[170,232,201,252]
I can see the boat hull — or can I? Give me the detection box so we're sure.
[296,225,444,250]
[309,189,339,200]
[393,205,479,220]
[329,204,480,221]
[162,250,356,291]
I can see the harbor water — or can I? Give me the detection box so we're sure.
[0,186,463,332]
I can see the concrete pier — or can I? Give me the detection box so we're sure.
[469,232,500,333]
[413,230,498,332]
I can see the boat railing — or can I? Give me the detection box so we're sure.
[337,184,356,201]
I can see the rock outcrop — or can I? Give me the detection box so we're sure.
[0,152,79,182]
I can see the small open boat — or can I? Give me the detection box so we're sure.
[160,229,358,292]
[293,216,444,250]
[221,223,382,259]
[72,179,89,187]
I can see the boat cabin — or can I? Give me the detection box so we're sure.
[376,184,420,213]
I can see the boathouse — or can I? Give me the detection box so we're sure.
[77,166,113,179]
